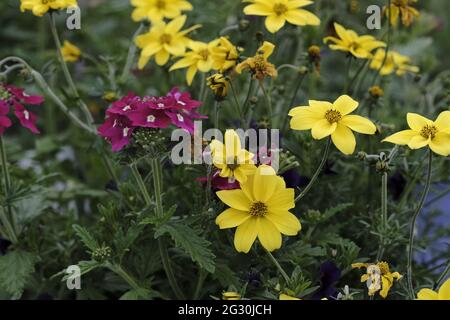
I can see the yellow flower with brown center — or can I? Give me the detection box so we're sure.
[222,291,241,300]
[370,49,419,76]
[131,0,193,23]
[207,73,229,100]
[211,37,240,73]
[209,129,256,184]
[289,95,377,155]
[236,42,277,81]
[324,23,386,59]
[382,112,450,156]
[20,0,77,16]
[384,0,419,27]
[170,39,220,85]
[352,262,402,298]
[243,0,320,34]
[215,165,301,253]
[417,278,450,300]
[135,15,201,68]
[61,40,81,62]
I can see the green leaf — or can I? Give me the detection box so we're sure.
[73,224,99,252]
[154,222,216,273]
[119,289,152,300]
[0,250,39,299]
[140,204,177,226]
[60,260,104,281]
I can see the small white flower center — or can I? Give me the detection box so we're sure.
[147,115,156,123]
[122,105,131,111]
[123,127,130,137]
[157,103,165,108]
[177,100,186,106]
[23,110,30,120]
[177,114,184,122]
[113,119,118,127]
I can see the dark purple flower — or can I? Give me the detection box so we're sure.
[281,169,309,189]
[98,113,134,152]
[312,261,341,300]
[196,171,240,190]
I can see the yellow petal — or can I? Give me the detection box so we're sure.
[216,190,252,211]
[266,188,295,211]
[253,171,278,203]
[333,23,352,43]
[186,65,197,85]
[438,278,450,300]
[382,130,417,145]
[379,276,392,298]
[417,288,439,300]
[407,113,431,131]
[331,123,356,155]
[361,274,369,282]
[258,41,275,58]
[434,111,450,132]
[224,129,242,158]
[265,211,301,236]
[279,293,301,300]
[340,115,376,134]
[408,135,429,150]
[234,218,258,253]
[216,208,250,229]
[429,132,450,156]
[333,95,359,115]
[285,9,320,26]
[155,49,170,66]
[311,119,337,140]
[289,107,322,131]
[243,3,272,16]
[166,15,187,34]
[351,263,369,269]
[257,217,282,252]
[265,14,286,33]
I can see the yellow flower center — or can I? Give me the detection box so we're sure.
[325,109,342,124]
[253,55,267,71]
[273,3,288,16]
[350,41,361,52]
[420,125,437,139]
[199,49,209,60]
[155,0,166,9]
[226,157,240,171]
[160,33,172,44]
[249,202,268,217]
[377,262,390,274]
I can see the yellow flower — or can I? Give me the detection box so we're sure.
[236,41,277,81]
[135,15,201,68]
[382,112,450,156]
[209,130,256,184]
[211,37,240,73]
[20,0,77,16]
[279,293,301,300]
[207,73,229,99]
[243,0,320,34]
[288,95,377,155]
[368,86,384,99]
[131,0,193,23]
[222,291,241,300]
[170,39,219,85]
[215,165,301,253]
[370,49,419,76]
[61,40,81,62]
[417,278,450,300]
[352,262,402,298]
[324,23,386,59]
[384,0,419,27]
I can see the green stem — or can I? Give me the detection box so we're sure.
[193,269,207,300]
[343,55,353,94]
[130,163,152,206]
[348,60,368,95]
[407,150,433,299]
[376,172,388,261]
[0,137,17,243]
[295,137,331,203]
[434,259,450,290]
[158,237,186,299]
[266,250,290,284]
[214,101,220,130]
[259,82,273,127]
[109,264,142,293]
[242,78,255,116]
[229,81,244,127]
[282,73,306,132]
[119,24,145,85]
[150,158,164,217]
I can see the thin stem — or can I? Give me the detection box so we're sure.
[282,73,306,132]
[348,60,368,95]
[109,263,142,293]
[0,137,17,243]
[119,23,145,85]
[213,101,220,130]
[130,163,152,206]
[376,172,388,261]
[150,158,164,217]
[229,81,244,127]
[343,55,353,94]
[158,237,186,299]
[242,78,255,116]
[434,259,450,290]
[407,150,433,299]
[295,137,331,203]
[193,269,207,300]
[266,250,290,284]
[259,82,273,126]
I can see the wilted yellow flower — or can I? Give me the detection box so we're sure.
[207,73,229,99]
[243,0,320,34]
[211,37,240,73]
[289,95,377,155]
[368,85,384,98]
[236,41,277,80]
[170,39,219,85]
[209,129,256,184]
[61,40,81,62]
[384,0,419,27]
[222,292,241,300]
[20,0,77,16]
[383,112,450,156]
[324,23,386,59]
[215,165,301,253]
[307,45,321,73]
[131,0,193,23]
[417,278,450,300]
[135,15,201,68]
[352,262,402,298]
[370,49,419,76]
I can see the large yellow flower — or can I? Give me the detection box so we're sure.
[289,95,377,155]
[211,37,240,73]
[384,0,419,27]
[131,0,193,23]
[370,49,419,76]
[215,165,301,253]
[20,0,77,16]
[383,112,450,156]
[135,15,201,68]
[417,278,450,300]
[209,130,256,184]
[236,41,277,80]
[324,23,386,59]
[243,0,320,34]
[169,39,219,85]
[352,262,402,299]
[61,40,81,62]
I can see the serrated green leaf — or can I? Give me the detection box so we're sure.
[73,224,99,252]
[154,222,216,273]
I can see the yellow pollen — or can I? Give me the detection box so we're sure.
[325,109,342,124]
[420,125,437,139]
[273,3,288,16]
[249,202,268,217]
[160,33,172,44]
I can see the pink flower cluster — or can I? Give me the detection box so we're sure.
[98,88,205,152]
[0,83,43,135]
